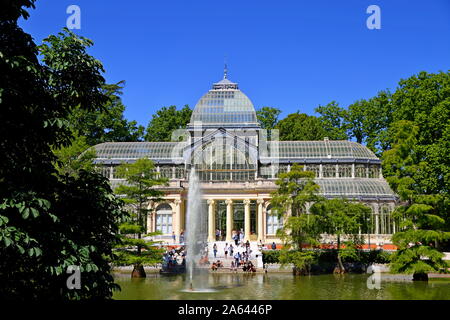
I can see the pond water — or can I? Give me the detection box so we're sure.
[112,272,450,300]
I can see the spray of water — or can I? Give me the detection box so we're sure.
[185,168,208,290]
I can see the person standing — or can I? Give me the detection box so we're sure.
[213,243,218,258]
[224,243,228,259]
[180,230,184,244]
[229,244,234,257]
[234,251,240,267]
[233,233,239,246]
[271,242,277,250]
[172,231,176,243]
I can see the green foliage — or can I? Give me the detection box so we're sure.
[261,250,281,264]
[115,158,168,206]
[263,249,392,266]
[1,0,36,22]
[311,199,371,239]
[145,105,192,142]
[315,101,349,140]
[66,81,145,145]
[310,198,371,272]
[271,164,323,250]
[52,134,96,177]
[345,91,392,154]
[276,112,327,141]
[280,249,317,273]
[256,106,281,129]
[114,158,168,266]
[0,5,126,300]
[382,117,450,275]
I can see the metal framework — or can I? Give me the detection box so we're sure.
[92,72,397,202]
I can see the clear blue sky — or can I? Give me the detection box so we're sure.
[19,0,450,127]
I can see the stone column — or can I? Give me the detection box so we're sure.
[147,201,154,233]
[373,203,380,234]
[207,199,215,242]
[244,199,251,241]
[225,199,233,242]
[152,203,157,233]
[174,199,182,241]
[257,199,264,242]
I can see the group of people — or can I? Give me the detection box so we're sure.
[171,231,185,244]
[212,240,252,260]
[232,230,245,245]
[163,247,186,267]
[215,229,250,244]
[210,260,224,271]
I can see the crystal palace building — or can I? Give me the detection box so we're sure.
[93,70,398,247]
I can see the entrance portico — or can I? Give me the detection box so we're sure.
[207,197,266,243]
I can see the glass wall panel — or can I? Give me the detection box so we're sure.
[322,164,336,178]
[304,164,320,178]
[338,164,352,178]
[96,166,110,178]
[369,165,380,178]
[159,166,173,179]
[355,164,367,178]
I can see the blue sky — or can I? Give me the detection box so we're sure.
[19,0,450,127]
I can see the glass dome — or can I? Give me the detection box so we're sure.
[189,77,259,128]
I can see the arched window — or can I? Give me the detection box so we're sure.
[266,205,283,235]
[156,204,173,235]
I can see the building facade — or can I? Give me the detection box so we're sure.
[93,72,398,245]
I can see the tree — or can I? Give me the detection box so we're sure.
[145,105,192,142]
[256,106,281,129]
[52,134,96,178]
[270,164,323,274]
[389,71,450,197]
[382,121,450,280]
[67,81,145,146]
[276,112,328,141]
[344,91,392,155]
[114,158,168,277]
[311,198,371,274]
[315,101,349,140]
[1,2,125,299]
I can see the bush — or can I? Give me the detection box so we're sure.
[262,250,281,264]
[262,249,392,265]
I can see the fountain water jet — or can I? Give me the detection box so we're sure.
[184,168,210,292]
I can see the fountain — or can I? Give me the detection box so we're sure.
[183,168,211,292]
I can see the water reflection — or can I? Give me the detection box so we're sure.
[112,273,450,300]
